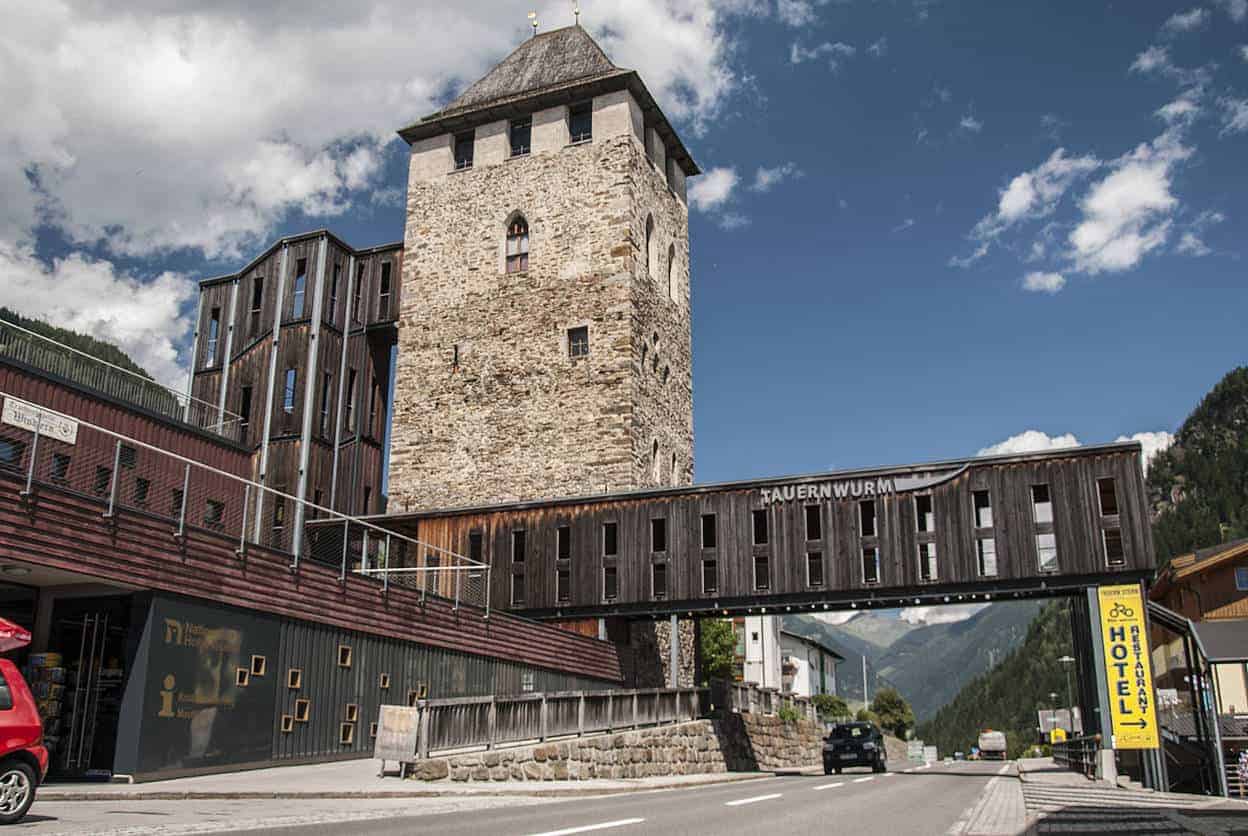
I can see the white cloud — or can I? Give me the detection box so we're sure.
[978,430,1081,457]
[688,166,739,211]
[892,217,916,233]
[1129,44,1212,86]
[867,36,888,57]
[777,0,816,26]
[1068,130,1189,274]
[1157,90,1203,126]
[979,429,1172,473]
[718,212,751,230]
[1175,208,1226,256]
[960,114,983,133]
[790,41,857,70]
[899,604,989,626]
[1163,7,1210,32]
[1114,431,1175,471]
[1022,271,1066,293]
[1219,97,1248,135]
[1239,45,1248,62]
[0,241,192,388]
[813,611,858,626]
[1176,231,1212,256]
[953,148,1099,266]
[1216,0,1248,21]
[751,162,803,192]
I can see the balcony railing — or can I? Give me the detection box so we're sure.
[0,319,243,442]
[0,388,489,612]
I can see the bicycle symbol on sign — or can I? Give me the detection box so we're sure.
[1109,602,1135,618]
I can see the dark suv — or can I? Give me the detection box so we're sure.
[823,722,887,774]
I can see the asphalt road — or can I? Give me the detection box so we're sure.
[232,760,1008,836]
[18,760,1010,835]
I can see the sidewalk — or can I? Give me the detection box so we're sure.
[1016,757,1248,835]
[37,758,774,801]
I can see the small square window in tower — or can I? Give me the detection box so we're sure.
[567,326,589,359]
[506,217,529,273]
[509,116,531,157]
[453,131,474,170]
[568,102,592,143]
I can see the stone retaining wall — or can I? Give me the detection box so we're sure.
[408,713,825,782]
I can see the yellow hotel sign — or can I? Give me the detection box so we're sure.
[1098,584,1160,750]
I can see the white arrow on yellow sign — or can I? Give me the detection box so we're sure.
[1097,584,1159,750]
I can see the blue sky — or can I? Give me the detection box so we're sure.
[2,0,1245,486]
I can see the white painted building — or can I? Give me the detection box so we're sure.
[735,616,842,697]
[780,630,843,697]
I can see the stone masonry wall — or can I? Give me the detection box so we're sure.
[408,714,824,782]
[390,129,693,512]
[720,713,824,772]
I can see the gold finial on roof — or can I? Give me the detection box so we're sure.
[528,11,538,37]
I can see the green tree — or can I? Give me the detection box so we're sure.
[699,619,736,683]
[855,708,878,724]
[916,601,1074,759]
[871,687,915,739]
[1147,367,1248,565]
[812,693,849,721]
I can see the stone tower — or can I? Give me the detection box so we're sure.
[388,25,698,511]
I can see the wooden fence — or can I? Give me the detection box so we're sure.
[382,687,708,760]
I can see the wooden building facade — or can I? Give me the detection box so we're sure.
[190,230,400,527]
[383,443,1155,618]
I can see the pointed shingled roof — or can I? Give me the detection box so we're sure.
[397,24,700,176]
[444,25,623,115]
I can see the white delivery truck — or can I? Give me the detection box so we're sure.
[977,730,1007,761]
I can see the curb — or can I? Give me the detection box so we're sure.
[37,771,772,802]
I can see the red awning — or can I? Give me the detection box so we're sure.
[0,618,31,654]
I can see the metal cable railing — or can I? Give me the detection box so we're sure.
[0,390,490,612]
[0,319,244,442]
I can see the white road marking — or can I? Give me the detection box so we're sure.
[882,772,897,778]
[725,793,783,807]
[528,819,645,836]
[997,763,1011,775]
[813,782,845,790]
[853,776,874,783]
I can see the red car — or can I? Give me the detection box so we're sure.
[1,620,46,825]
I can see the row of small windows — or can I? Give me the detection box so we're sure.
[452,101,683,197]
[453,102,596,171]
[500,477,1128,604]
[202,257,393,369]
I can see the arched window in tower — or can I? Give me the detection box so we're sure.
[670,452,678,486]
[651,439,661,484]
[644,215,656,279]
[506,215,529,273]
[666,244,676,300]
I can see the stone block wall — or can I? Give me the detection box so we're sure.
[390,119,693,512]
[720,713,824,772]
[411,720,730,782]
[408,713,825,783]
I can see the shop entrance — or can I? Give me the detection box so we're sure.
[38,596,134,778]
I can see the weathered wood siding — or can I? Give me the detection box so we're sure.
[389,446,1153,616]
[0,469,623,684]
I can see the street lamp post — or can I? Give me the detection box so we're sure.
[1058,655,1075,732]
